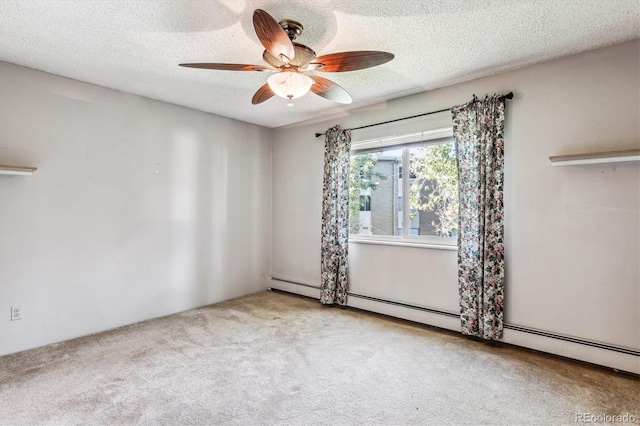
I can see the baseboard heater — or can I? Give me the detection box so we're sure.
[270,277,640,357]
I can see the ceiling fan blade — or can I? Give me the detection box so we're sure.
[310,76,352,104]
[179,63,270,72]
[252,83,275,105]
[310,51,394,72]
[253,9,295,62]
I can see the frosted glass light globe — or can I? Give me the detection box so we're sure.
[267,71,313,100]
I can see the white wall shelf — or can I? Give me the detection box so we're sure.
[549,149,640,166]
[0,165,38,176]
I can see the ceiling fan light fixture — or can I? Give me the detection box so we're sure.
[267,71,313,100]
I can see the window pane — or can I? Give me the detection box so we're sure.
[350,149,402,236]
[359,195,371,211]
[408,141,459,237]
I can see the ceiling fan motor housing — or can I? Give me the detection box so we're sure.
[279,20,304,41]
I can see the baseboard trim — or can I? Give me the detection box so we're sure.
[268,278,320,300]
[269,277,320,290]
[269,277,640,374]
[503,324,640,357]
[348,292,459,318]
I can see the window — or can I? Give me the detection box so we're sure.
[349,129,458,246]
[407,142,458,238]
[348,147,401,237]
[359,195,371,211]
[398,165,416,180]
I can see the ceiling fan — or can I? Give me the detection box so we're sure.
[179,9,394,106]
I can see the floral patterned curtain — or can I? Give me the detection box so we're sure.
[320,125,351,305]
[452,95,506,340]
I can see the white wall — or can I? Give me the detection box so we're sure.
[0,62,272,355]
[271,40,640,373]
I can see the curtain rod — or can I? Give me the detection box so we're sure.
[314,92,513,138]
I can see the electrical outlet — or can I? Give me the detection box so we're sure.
[11,307,23,321]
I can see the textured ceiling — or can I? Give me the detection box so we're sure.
[0,0,638,128]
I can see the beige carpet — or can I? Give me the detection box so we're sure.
[1,290,638,425]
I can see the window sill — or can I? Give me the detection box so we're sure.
[349,236,457,251]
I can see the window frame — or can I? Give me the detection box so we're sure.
[349,127,458,250]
